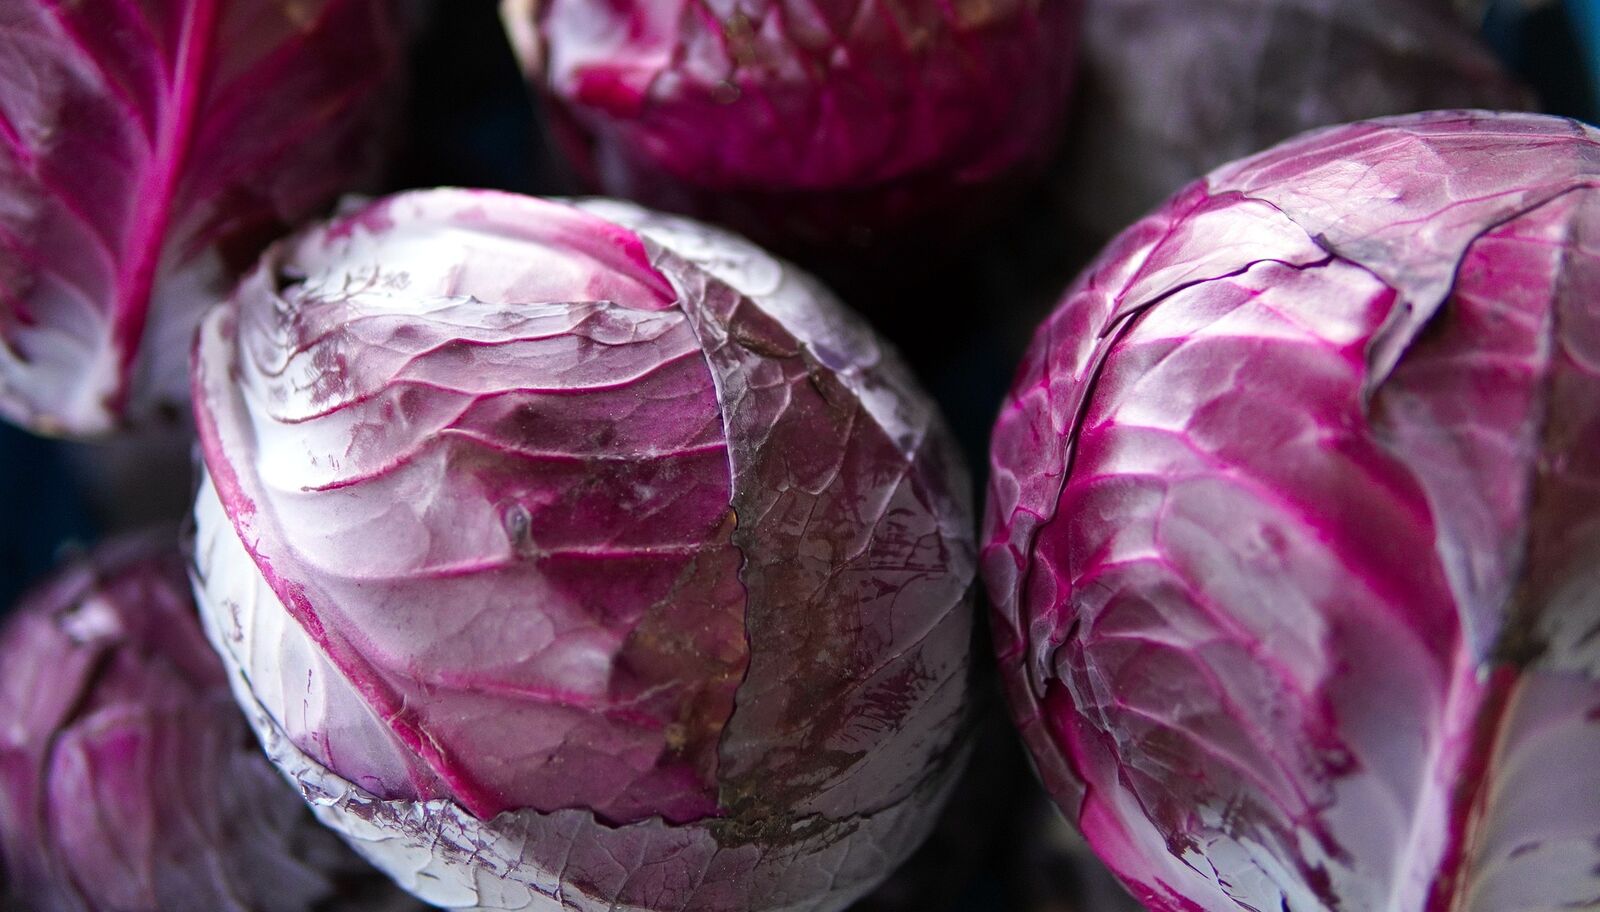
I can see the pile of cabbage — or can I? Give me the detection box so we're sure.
[1,1,1597,912]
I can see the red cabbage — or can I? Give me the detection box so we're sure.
[0,533,395,912]
[985,111,1600,911]
[0,0,402,437]
[1058,0,1529,240]
[190,190,976,912]
[501,0,1079,252]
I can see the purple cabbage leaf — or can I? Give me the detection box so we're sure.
[0,0,403,437]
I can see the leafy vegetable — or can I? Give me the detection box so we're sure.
[0,533,397,912]
[191,190,977,912]
[1057,0,1529,239]
[500,0,1078,252]
[0,0,402,437]
[985,111,1600,912]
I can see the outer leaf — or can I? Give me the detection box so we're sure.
[985,111,1600,912]
[1057,0,1529,240]
[1448,670,1600,911]
[501,0,1079,253]
[0,533,398,912]
[191,191,976,912]
[0,0,402,437]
